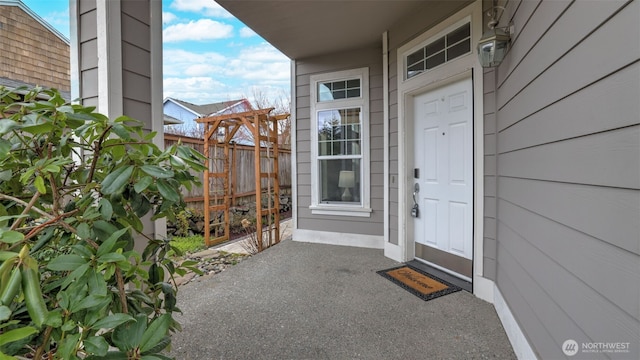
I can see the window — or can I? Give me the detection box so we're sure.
[310,68,371,217]
[406,22,471,79]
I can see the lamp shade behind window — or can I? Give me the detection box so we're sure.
[338,170,355,201]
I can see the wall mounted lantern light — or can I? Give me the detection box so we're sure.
[477,4,512,68]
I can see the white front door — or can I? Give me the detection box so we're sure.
[413,77,473,279]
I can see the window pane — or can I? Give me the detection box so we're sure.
[318,79,361,101]
[318,83,333,102]
[407,48,424,66]
[447,23,471,46]
[426,37,445,56]
[346,89,360,98]
[317,108,361,156]
[319,158,361,204]
[426,51,446,69]
[346,79,360,89]
[447,38,470,60]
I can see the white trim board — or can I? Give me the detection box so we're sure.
[293,229,384,249]
[494,285,538,360]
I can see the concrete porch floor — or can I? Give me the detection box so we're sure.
[170,239,516,359]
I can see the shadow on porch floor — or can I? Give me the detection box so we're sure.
[170,239,516,359]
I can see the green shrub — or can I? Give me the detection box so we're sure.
[0,86,206,359]
[170,235,205,255]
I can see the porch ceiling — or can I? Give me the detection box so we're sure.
[216,0,469,60]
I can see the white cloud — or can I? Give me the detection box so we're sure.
[163,77,232,104]
[162,12,177,24]
[162,44,290,105]
[239,27,257,38]
[163,49,227,77]
[170,0,233,18]
[163,19,233,42]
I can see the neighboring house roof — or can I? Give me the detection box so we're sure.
[163,98,256,144]
[0,0,70,45]
[164,97,252,118]
[163,114,183,125]
[0,77,71,101]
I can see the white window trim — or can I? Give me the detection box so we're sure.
[402,16,473,82]
[310,67,371,217]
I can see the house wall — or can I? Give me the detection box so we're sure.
[0,3,70,91]
[164,101,198,123]
[294,47,385,237]
[485,0,640,358]
[77,0,98,107]
[74,0,164,249]
[121,0,152,130]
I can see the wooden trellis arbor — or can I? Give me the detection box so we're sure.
[196,108,289,250]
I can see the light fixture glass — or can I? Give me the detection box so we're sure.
[477,27,511,68]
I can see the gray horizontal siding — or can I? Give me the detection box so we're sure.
[492,0,640,358]
[295,47,384,236]
[121,0,152,129]
[78,2,97,106]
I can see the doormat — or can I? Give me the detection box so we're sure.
[377,265,461,301]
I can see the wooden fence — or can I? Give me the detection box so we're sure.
[164,134,291,213]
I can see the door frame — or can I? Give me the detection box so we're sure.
[388,0,491,295]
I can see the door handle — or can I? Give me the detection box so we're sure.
[411,183,420,218]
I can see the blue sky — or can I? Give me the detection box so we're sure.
[21,0,290,106]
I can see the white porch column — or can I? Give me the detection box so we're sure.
[70,0,165,243]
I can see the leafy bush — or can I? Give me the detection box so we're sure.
[169,235,205,255]
[0,86,206,359]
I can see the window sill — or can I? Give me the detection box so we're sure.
[309,205,372,218]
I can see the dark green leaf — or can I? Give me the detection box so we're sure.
[93,220,119,242]
[87,269,108,297]
[86,351,129,360]
[0,139,11,158]
[97,226,129,257]
[84,336,109,357]
[91,313,134,330]
[99,198,113,220]
[58,333,81,360]
[0,230,24,244]
[140,315,171,353]
[71,295,109,312]
[111,123,131,140]
[0,305,10,322]
[112,314,147,351]
[34,175,46,194]
[60,263,91,289]
[22,122,53,135]
[48,254,87,271]
[97,253,126,263]
[0,326,38,346]
[140,165,174,179]
[76,223,91,240]
[44,309,63,328]
[0,169,11,182]
[156,179,180,203]
[101,165,133,195]
[134,176,153,193]
[0,120,20,135]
